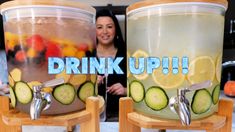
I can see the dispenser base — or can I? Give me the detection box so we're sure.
[0,96,104,132]
[119,97,233,132]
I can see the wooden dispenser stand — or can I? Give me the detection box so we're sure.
[119,97,233,132]
[0,96,104,132]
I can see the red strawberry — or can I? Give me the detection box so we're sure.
[45,41,62,60]
[77,43,88,51]
[15,50,27,62]
[26,34,45,52]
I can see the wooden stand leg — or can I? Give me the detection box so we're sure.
[119,97,141,132]
[67,126,75,132]
[217,98,233,132]
[0,96,21,132]
[80,96,100,132]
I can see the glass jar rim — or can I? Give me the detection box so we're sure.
[0,0,96,15]
[127,0,228,14]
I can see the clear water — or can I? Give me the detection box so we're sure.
[127,12,224,119]
[4,17,96,115]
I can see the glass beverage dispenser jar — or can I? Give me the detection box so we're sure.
[1,0,96,117]
[127,0,227,124]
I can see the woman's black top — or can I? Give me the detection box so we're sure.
[96,48,127,120]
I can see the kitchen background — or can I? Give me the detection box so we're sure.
[0,0,234,132]
[1,0,235,90]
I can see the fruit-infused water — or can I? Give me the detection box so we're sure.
[1,1,97,115]
[127,2,226,119]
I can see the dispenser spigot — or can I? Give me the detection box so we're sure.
[169,80,211,126]
[30,78,64,120]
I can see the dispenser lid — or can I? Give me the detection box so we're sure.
[127,0,228,13]
[1,0,96,15]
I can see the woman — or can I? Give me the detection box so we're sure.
[95,9,127,121]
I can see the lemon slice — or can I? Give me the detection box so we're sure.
[215,53,222,82]
[8,75,15,87]
[132,50,149,80]
[10,68,22,82]
[152,58,185,89]
[69,74,87,86]
[90,74,97,83]
[187,56,215,84]
[127,51,131,77]
[55,70,71,83]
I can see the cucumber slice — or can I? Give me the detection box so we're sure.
[15,82,32,104]
[191,89,212,114]
[78,81,95,102]
[53,84,76,105]
[145,87,168,111]
[129,80,145,103]
[212,85,220,104]
[9,87,16,108]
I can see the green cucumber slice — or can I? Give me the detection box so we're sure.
[77,81,95,102]
[53,84,76,105]
[129,80,145,103]
[15,81,32,104]
[212,85,220,104]
[145,86,168,111]
[9,86,16,108]
[191,89,212,114]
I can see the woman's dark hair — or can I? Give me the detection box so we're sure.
[0,15,4,50]
[96,9,125,50]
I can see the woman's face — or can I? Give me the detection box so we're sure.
[96,16,116,46]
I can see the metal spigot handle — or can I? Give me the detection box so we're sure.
[178,99,191,125]
[32,78,64,92]
[185,80,211,92]
[169,95,191,125]
[42,78,64,88]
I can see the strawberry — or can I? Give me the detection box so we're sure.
[26,34,45,52]
[15,50,27,62]
[45,41,63,60]
[77,43,88,51]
